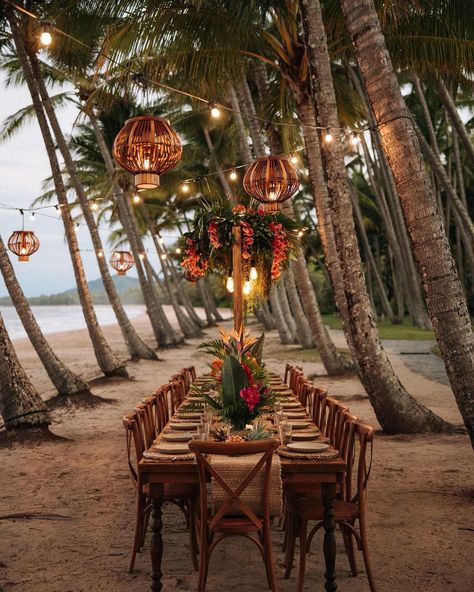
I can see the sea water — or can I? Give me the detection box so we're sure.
[0,304,146,341]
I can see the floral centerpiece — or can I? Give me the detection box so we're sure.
[179,197,300,304]
[191,327,275,431]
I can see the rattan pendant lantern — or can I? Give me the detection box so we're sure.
[7,230,40,261]
[112,116,182,189]
[243,156,299,211]
[109,250,135,276]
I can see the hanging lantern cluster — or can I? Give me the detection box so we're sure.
[109,250,135,276]
[243,156,299,211]
[112,116,182,190]
[7,230,40,261]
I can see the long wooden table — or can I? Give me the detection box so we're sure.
[139,385,346,591]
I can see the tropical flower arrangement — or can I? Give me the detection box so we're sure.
[191,327,275,431]
[179,197,300,300]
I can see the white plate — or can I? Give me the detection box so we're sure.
[281,402,302,408]
[291,430,320,441]
[169,422,199,431]
[162,432,195,442]
[154,442,190,455]
[288,421,311,430]
[286,412,308,419]
[287,442,329,453]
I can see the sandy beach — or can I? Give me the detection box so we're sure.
[0,311,472,592]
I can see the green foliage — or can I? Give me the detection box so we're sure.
[221,356,249,408]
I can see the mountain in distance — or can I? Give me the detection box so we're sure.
[0,275,145,306]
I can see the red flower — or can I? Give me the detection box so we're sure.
[242,363,254,385]
[232,204,247,214]
[240,385,261,412]
[180,238,208,279]
[240,221,254,260]
[208,220,221,249]
[269,221,290,280]
[210,359,223,381]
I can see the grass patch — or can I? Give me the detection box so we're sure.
[322,315,436,341]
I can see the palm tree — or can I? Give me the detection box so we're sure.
[299,0,454,434]
[6,9,128,379]
[0,235,94,405]
[338,0,474,447]
[0,312,52,440]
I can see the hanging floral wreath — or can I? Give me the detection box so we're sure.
[179,198,300,301]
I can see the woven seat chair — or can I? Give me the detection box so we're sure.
[284,419,376,592]
[122,410,198,573]
[189,439,280,592]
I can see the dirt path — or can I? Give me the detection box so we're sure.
[0,315,472,592]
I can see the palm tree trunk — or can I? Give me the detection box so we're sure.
[283,269,314,348]
[300,0,454,434]
[0,236,92,401]
[277,281,299,341]
[269,285,294,344]
[339,0,473,442]
[229,85,254,162]
[201,277,224,322]
[435,77,474,167]
[0,312,51,436]
[202,127,235,200]
[9,13,127,378]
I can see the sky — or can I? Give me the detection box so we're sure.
[0,72,157,298]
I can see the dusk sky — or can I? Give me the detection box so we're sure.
[0,72,159,298]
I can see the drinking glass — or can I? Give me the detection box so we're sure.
[283,422,292,445]
[196,422,207,440]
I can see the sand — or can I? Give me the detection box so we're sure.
[0,310,473,592]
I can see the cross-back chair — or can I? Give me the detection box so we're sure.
[306,386,328,429]
[284,419,376,592]
[189,439,280,592]
[122,410,198,574]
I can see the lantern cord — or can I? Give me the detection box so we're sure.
[1,0,375,136]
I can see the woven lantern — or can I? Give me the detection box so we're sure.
[243,156,299,211]
[109,250,135,276]
[112,116,182,189]
[7,230,40,261]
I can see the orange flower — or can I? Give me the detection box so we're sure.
[210,359,223,377]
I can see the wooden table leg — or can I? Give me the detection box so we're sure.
[322,482,337,592]
[150,487,164,592]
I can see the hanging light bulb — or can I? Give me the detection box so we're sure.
[250,265,258,281]
[132,193,141,204]
[139,252,145,260]
[91,201,99,211]
[298,229,304,238]
[158,237,165,245]
[180,182,190,194]
[55,205,61,215]
[175,247,182,255]
[243,280,252,296]
[97,250,104,258]
[268,189,277,201]
[229,168,238,181]
[162,253,167,260]
[39,22,53,47]
[350,134,360,147]
[324,128,333,143]
[290,154,298,165]
[226,276,234,293]
[75,222,80,232]
[30,212,35,221]
[209,103,222,119]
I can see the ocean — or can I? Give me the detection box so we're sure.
[0,304,146,341]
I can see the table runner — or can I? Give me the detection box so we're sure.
[210,452,283,518]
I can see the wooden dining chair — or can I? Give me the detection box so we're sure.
[189,439,280,592]
[284,419,376,592]
[169,378,187,414]
[306,386,327,429]
[319,397,349,447]
[122,410,198,573]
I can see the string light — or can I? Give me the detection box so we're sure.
[175,247,182,255]
[290,154,298,165]
[97,250,104,258]
[38,22,53,47]
[139,252,145,260]
[209,103,222,119]
[324,128,333,143]
[350,134,360,147]
[75,222,80,231]
[226,276,234,293]
[250,266,258,281]
[55,205,61,215]
[158,237,165,245]
[180,182,190,194]
[161,252,167,260]
[30,212,35,221]
[298,230,304,238]
[229,168,238,181]
[91,201,99,211]
[132,193,141,204]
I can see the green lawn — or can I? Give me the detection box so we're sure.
[321,315,436,340]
